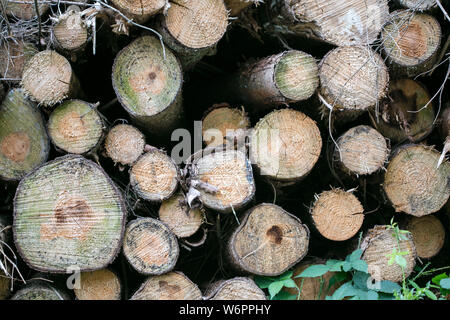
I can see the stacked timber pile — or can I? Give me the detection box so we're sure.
[0,0,448,301]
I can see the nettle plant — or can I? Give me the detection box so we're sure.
[254,219,450,300]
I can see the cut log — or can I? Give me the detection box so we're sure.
[11,282,69,300]
[123,217,179,275]
[202,103,250,148]
[112,35,183,138]
[220,50,319,110]
[397,0,437,12]
[155,0,229,69]
[104,124,146,166]
[0,89,49,181]
[361,225,416,283]
[225,0,260,16]
[21,50,81,107]
[13,154,126,273]
[52,7,89,60]
[130,271,202,300]
[310,189,364,241]
[188,147,255,213]
[268,0,389,46]
[158,192,204,238]
[48,100,104,155]
[249,108,322,187]
[74,269,121,300]
[130,148,179,202]
[370,79,435,143]
[405,215,445,259]
[283,259,342,300]
[318,46,389,124]
[381,10,441,77]
[334,125,389,177]
[0,40,37,82]
[109,0,165,24]
[204,277,266,300]
[228,203,309,276]
[383,144,450,217]
[0,0,49,20]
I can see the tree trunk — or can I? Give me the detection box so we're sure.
[21,50,82,107]
[404,215,445,259]
[0,89,50,181]
[0,40,37,82]
[318,46,389,127]
[249,108,322,188]
[227,203,309,276]
[361,225,416,283]
[370,78,435,143]
[154,0,229,70]
[266,0,389,47]
[129,147,179,202]
[381,10,441,77]
[188,147,255,214]
[104,124,146,166]
[74,269,122,300]
[202,103,250,148]
[334,125,389,177]
[310,189,364,241]
[130,271,202,300]
[109,0,166,24]
[383,144,450,217]
[112,35,183,139]
[158,192,204,238]
[13,154,126,273]
[217,50,319,111]
[204,277,266,300]
[47,99,104,155]
[123,217,179,275]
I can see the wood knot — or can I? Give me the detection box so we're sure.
[266,225,283,244]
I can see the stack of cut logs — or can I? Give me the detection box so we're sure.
[0,0,449,300]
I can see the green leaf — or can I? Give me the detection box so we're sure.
[272,291,297,300]
[329,282,359,300]
[268,281,284,299]
[365,290,379,300]
[328,272,348,290]
[370,280,401,294]
[342,261,352,272]
[353,271,370,290]
[326,259,345,272]
[351,260,368,273]
[424,289,438,300]
[296,264,330,278]
[440,278,450,290]
[347,249,363,262]
[283,279,298,289]
[432,273,448,286]
[395,255,407,268]
[279,270,293,280]
[253,276,272,289]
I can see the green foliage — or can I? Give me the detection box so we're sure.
[254,271,299,300]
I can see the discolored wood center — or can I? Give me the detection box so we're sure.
[266,225,283,244]
[128,66,165,94]
[1,132,31,163]
[57,111,86,141]
[397,21,427,58]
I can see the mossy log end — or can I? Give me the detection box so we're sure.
[381,10,441,77]
[370,79,435,143]
[361,225,416,283]
[159,192,204,238]
[405,215,445,259]
[222,50,319,110]
[123,217,179,275]
[130,148,179,202]
[202,103,251,148]
[0,41,37,82]
[189,147,255,213]
[21,50,82,107]
[11,283,69,300]
[250,108,322,187]
[112,35,183,138]
[48,100,104,155]
[0,89,50,181]
[13,155,126,273]
[269,0,390,47]
[74,269,122,300]
[228,203,309,276]
[154,0,229,70]
[104,124,146,166]
[204,277,266,300]
[383,144,450,217]
[334,125,389,177]
[131,271,202,300]
[310,189,364,241]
